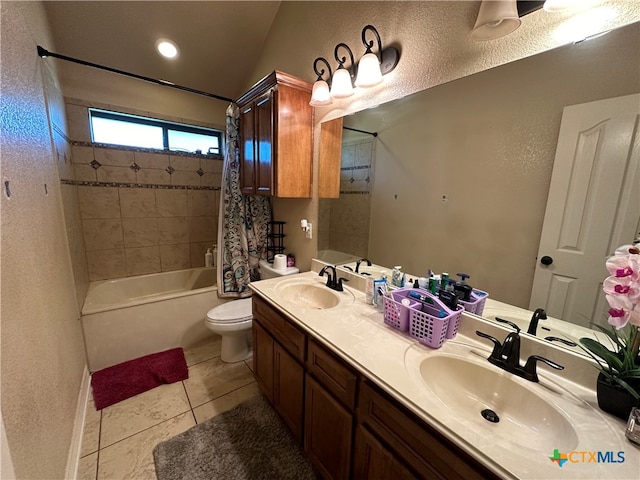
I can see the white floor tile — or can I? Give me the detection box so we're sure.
[183,356,254,408]
[77,451,98,480]
[81,399,101,456]
[183,334,222,366]
[192,381,260,424]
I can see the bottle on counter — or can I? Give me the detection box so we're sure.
[205,248,213,267]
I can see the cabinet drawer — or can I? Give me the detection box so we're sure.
[358,381,498,480]
[306,338,358,409]
[253,295,306,362]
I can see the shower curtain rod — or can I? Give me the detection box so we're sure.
[343,126,378,137]
[36,46,234,103]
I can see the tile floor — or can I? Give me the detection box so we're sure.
[78,335,260,480]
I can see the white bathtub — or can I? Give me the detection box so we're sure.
[81,267,227,372]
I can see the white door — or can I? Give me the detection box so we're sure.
[529,94,640,329]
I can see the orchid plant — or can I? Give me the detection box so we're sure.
[580,244,640,400]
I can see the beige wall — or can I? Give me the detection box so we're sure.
[0,2,88,478]
[248,1,640,275]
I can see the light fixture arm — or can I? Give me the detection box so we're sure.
[361,25,382,58]
[313,57,332,82]
[334,43,355,72]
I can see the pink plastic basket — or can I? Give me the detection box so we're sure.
[409,294,464,348]
[383,289,422,332]
[458,289,489,315]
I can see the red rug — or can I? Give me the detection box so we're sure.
[91,348,189,410]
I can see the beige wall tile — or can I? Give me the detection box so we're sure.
[125,246,161,276]
[201,158,223,173]
[133,151,170,169]
[74,164,98,182]
[118,188,157,218]
[157,217,189,245]
[136,168,171,185]
[171,170,201,186]
[94,147,134,167]
[201,172,221,188]
[97,165,136,183]
[156,189,187,217]
[72,145,94,164]
[78,186,120,219]
[83,219,124,250]
[169,155,200,171]
[159,244,191,271]
[66,103,91,142]
[188,216,216,243]
[187,189,215,217]
[190,242,212,267]
[122,218,158,247]
[87,249,126,281]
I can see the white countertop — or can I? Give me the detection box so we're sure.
[249,271,640,480]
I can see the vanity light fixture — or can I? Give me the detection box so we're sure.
[309,58,333,106]
[330,43,356,98]
[470,0,522,41]
[308,24,400,106]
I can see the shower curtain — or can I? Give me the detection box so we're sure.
[216,103,271,298]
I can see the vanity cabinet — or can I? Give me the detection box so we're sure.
[237,71,313,198]
[252,296,306,442]
[355,381,498,480]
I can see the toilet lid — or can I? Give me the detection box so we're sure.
[207,298,252,323]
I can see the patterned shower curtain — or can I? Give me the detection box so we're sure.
[217,103,271,298]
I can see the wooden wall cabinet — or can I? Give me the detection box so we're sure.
[237,71,313,198]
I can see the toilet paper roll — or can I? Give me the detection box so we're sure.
[273,254,287,271]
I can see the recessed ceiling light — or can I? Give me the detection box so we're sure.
[156,39,179,59]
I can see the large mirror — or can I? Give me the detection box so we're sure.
[319,21,640,344]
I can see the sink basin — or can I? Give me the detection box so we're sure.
[280,283,339,309]
[418,354,579,451]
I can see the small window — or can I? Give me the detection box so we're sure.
[89,109,223,156]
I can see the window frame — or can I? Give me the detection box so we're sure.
[89,108,224,157]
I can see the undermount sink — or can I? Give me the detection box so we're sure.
[275,279,354,309]
[418,354,579,450]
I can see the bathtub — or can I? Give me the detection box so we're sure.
[81,267,227,372]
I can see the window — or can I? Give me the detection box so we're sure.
[89,109,223,156]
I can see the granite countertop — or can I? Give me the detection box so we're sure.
[249,271,639,480]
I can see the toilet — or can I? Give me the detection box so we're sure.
[205,259,299,362]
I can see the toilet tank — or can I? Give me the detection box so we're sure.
[259,259,299,279]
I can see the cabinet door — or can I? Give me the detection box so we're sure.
[239,103,256,195]
[252,321,274,401]
[305,374,353,480]
[255,91,274,195]
[273,342,304,443]
[353,425,418,480]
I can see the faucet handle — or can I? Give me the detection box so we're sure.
[476,331,502,359]
[335,277,349,292]
[494,317,521,332]
[522,355,564,382]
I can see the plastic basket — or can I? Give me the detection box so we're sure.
[383,289,422,332]
[458,289,489,315]
[409,294,464,348]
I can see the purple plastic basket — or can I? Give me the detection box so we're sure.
[409,293,463,348]
[383,289,422,332]
[458,289,489,315]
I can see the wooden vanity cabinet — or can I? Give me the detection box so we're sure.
[355,380,499,480]
[237,71,313,198]
[252,296,305,442]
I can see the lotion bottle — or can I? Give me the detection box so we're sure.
[205,248,213,267]
[212,244,218,268]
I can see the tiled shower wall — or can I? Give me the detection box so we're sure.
[60,97,223,281]
[319,138,374,258]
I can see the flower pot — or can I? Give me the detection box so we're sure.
[596,373,640,420]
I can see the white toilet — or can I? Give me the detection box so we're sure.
[205,259,299,363]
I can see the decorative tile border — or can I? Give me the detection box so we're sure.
[341,165,371,171]
[60,179,220,191]
[339,191,370,195]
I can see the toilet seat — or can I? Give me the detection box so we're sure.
[206,298,252,324]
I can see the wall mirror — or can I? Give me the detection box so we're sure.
[318,21,640,350]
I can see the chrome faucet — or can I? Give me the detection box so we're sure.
[319,265,348,292]
[476,327,564,382]
[527,308,547,336]
[355,258,372,273]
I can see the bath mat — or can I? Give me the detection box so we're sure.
[91,348,188,410]
[153,395,318,480]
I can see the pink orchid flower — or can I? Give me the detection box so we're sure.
[606,294,640,329]
[603,275,640,303]
[607,246,640,281]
